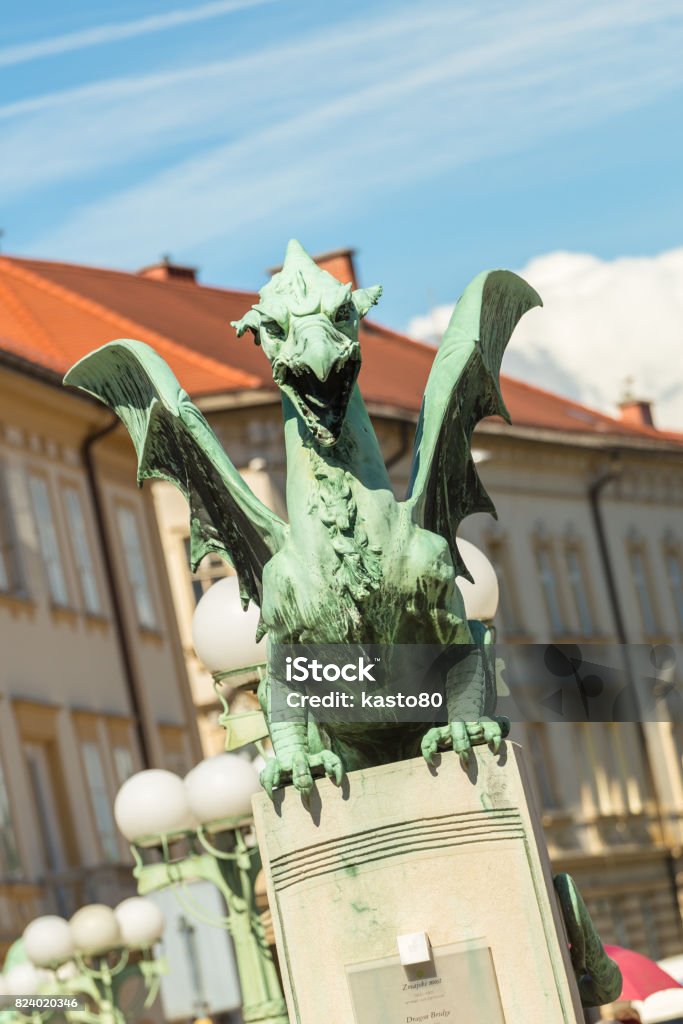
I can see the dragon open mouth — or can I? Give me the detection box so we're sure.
[281,355,360,447]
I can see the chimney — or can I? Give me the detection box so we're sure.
[618,398,655,428]
[313,248,358,288]
[268,247,359,288]
[137,255,198,283]
[618,378,655,428]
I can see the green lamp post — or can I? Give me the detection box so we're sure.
[113,758,288,1024]
[0,899,165,1024]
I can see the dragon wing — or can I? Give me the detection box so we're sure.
[65,339,287,609]
[407,270,541,580]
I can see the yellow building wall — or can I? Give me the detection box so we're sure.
[0,364,200,954]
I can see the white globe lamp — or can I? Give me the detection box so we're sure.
[114,898,164,950]
[4,963,42,996]
[192,576,266,675]
[455,539,500,622]
[0,972,7,996]
[114,769,197,844]
[23,916,75,968]
[69,905,122,956]
[184,754,261,826]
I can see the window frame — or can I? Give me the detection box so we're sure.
[112,745,135,787]
[564,542,595,638]
[627,541,659,637]
[534,541,566,637]
[662,540,683,636]
[0,756,22,879]
[80,739,120,863]
[61,483,103,616]
[0,460,25,597]
[23,739,70,873]
[115,503,158,630]
[27,472,70,608]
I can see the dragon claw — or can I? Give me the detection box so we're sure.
[421,716,508,767]
[259,750,344,800]
[420,731,440,765]
[310,749,344,787]
[291,755,314,794]
[260,758,282,800]
[316,750,344,785]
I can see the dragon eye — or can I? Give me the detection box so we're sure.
[263,320,285,340]
[334,301,353,323]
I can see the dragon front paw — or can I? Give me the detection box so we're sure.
[260,749,344,799]
[421,716,510,766]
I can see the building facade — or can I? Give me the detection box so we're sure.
[0,351,201,958]
[1,248,682,967]
[461,420,683,961]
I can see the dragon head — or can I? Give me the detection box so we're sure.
[232,239,382,447]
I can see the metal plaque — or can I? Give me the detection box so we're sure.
[346,940,505,1023]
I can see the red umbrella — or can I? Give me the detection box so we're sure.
[604,945,683,1002]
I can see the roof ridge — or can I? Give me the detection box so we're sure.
[0,258,260,389]
[365,317,668,440]
[500,373,662,437]
[6,254,259,300]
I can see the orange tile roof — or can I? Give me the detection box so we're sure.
[0,257,258,394]
[0,254,680,447]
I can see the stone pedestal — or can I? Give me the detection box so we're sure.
[252,743,584,1023]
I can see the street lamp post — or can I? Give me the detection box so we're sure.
[0,899,165,1024]
[113,757,288,1024]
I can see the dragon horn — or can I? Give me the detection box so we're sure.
[283,238,318,272]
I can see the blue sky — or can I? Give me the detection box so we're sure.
[3,0,683,335]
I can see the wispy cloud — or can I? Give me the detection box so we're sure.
[0,0,271,69]
[0,5,473,198]
[10,0,683,270]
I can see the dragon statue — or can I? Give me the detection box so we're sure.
[65,240,621,1007]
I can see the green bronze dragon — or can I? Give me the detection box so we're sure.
[64,240,621,1007]
[65,240,530,794]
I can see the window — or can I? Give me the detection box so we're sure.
[0,465,22,594]
[565,547,594,637]
[24,741,68,872]
[116,506,157,629]
[487,541,521,635]
[0,760,20,877]
[113,746,135,786]
[184,537,229,605]
[664,550,683,633]
[81,742,118,862]
[536,547,564,634]
[28,475,69,606]
[63,487,102,614]
[629,548,657,635]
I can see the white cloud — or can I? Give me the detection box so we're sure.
[0,0,271,68]
[11,0,683,276]
[408,249,683,432]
